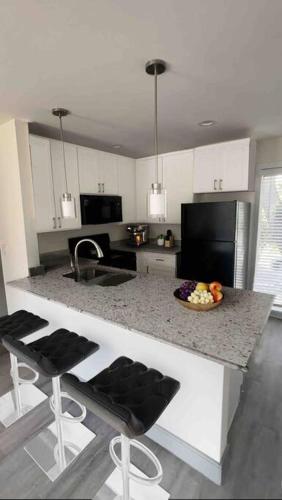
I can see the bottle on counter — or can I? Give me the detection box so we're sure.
[164,229,175,248]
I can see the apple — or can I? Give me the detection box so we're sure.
[209,281,222,294]
[213,290,223,303]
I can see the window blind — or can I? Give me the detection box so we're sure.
[254,173,282,308]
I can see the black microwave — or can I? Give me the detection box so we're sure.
[80,194,122,225]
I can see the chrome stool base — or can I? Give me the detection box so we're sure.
[24,411,96,481]
[94,434,169,500]
[24,375,96,481]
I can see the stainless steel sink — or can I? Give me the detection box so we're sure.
[96,273,135,287]
[63,268,135,286]
[63,268,108,281]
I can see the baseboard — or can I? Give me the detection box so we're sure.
[146,424,222,485]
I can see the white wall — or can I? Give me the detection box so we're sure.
[0,120,32,282]
[256,136,282,164]
[15,121,39,268]
[37,223,128,254]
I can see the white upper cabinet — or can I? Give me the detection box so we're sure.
[98,151,119,194]
[136,157,161,222]
[193,138,255,193]
[136,152,193,223]
[162,150,194,223]
[29,135,57,232]
[77,146,119,194]
[50,140,81,230]
[117,156,136,223]
[77,147,99,194]
[30,135,81,233]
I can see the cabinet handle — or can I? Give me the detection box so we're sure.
[58,216,62,228]
[146,265,149,274]
[156,258,165,262]
[98,183,101,193]
[213,179,218,191]
[102,183,105,193]
[219,179,223,191]
[52,217,56,230]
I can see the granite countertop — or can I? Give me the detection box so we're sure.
[8,264,273,371]
[111,240,181,255]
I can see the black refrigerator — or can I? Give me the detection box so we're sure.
[177,201,250,288]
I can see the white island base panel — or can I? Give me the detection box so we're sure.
[6,286,243,485]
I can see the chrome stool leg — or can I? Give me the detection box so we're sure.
[52,376,66,472]
[109,434,163,500]
[121,435,130,500]
[0,354,47,428]
[10,354,23,418]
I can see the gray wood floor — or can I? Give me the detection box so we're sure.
[0,317,281,499]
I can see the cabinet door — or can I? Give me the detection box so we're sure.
[29,135,57,232]
[220,139,250,192]
[117,156,136,223]
[137,252,176,277]
[77,146,100,194]
[136,157,162,222]
[98,151,119,194]
[163,151,194,223]
[50,140,81,230]
[193,145,220,193]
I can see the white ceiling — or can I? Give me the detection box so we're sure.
[1,0,282,157]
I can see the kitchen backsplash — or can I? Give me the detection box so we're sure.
[37,224,128,254]
[37,223,182,254]
[149,224,181,241]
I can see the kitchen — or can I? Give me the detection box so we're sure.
[0,1,281,499]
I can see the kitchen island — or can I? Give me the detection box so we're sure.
[5,264,273,484]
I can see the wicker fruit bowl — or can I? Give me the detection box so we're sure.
[174,288,223,311]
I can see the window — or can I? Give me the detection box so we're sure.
[253,172,282,309]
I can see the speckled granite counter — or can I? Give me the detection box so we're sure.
[8,264,273,370]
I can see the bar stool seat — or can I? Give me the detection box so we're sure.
[3,328,98,377]
[63,357,180,499]
[3,328,99,481]
[0,310,48,341]
[0,310,48,427]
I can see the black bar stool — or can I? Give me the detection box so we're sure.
[63,356,180,500]
[3,328,99,481]
[0,310,48,427]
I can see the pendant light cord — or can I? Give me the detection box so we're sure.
[154,65,159,185]
[59,114,69,193]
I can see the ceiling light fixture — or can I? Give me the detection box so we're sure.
[52,107,76,219]
[146,59,167,219]
[198,120,216,127]
[112,144,121,149]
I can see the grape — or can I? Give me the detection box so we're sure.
[179,280,197,300]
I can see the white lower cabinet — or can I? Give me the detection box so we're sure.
[136,252,176,277]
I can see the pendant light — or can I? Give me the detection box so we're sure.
[52,107,76,219]
[145,59,167,219]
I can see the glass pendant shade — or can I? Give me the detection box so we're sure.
[148,183,167,218]
[61,192,75,218]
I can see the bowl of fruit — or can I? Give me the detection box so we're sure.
[174,281,223,311]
